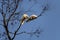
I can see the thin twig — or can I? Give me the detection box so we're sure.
[38,4,48,17]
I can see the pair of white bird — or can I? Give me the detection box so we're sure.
[20,14,37,25]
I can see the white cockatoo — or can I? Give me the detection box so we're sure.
[26,14,37,22]
[20,14,29,25]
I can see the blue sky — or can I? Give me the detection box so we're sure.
[0,0,60,40]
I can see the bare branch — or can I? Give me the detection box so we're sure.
[38,4,48,17]
[7,0,21,26]
[12,24,21,40]
[9,28,42,38]
[1,0,12,40]
[9,31,26,35]
[7,0,10,12]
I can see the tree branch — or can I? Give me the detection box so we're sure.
[38,4,48,17]
[12,24,21,40]
[7,0,20,26]
[9,28,42,38]
[1,0,12,40]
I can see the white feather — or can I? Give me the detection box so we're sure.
[30,14,37,17]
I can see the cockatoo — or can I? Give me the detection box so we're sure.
[20,14,29,25]
[26,14,37,22]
